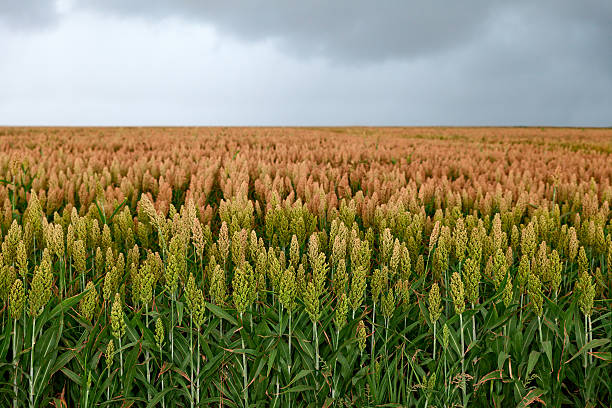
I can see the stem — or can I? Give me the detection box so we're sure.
[460,313,466,406]
[119,337,123,377]
[197,329,201,406]
[106,366,110,402]
[288,312,292,375]
[314,320,319,371]
[471,303,476,343]
[584,314,587,376]
[332,328,339,399]
[240,312,248,408]
[588,314,593,365]
[13,318,18,408]
[146,305,151,401]
[538,315,543,345]
[170,292,175,363]
[371,301,376,362]
[190,316,194,408]
[433,321,436,360]
[314,319,319,396]
[277,308,281,403]
[519,293,523,324]
[160,348,165,408]
[29,317,36,408]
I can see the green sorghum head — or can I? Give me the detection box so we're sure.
[381,288,395,321]
[110,293,126,339]
[428,283,442,324]
[450,272,465,315]
[155,318,164,349]
[106,340,115,371]
[304,280,320,323]
[528,273,543,317]
[79,281,99,322]
[334,292,349,332]
[9,278,25,320]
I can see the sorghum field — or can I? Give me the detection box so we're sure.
[0,127,610,408]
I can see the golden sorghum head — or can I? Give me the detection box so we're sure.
[399,245,411,282]
[576,271,595,317]
[218,222,230,265]
[95,247,104,277]
[428,283,442,324]
[210,263,227,305]
[9,278,25,320]
[492,248,508,291]
[79,281,99,322]
[389,239,401,276]
[349,266,367,313]
[332,258,348,295]
[381,288,395,321]
[333,292,349,332]
[73,239,86,275]
[308,232,320,269]
[290,234,300,268]
[463,257,480,305]
[549,249,562,295]
[454,218,468,263]
[450,271,465,315]
[2,220,22,265]
[432,234,449,281]
[106,340,115,371]
[502,276,513,308]
[232,263,251,315]
[567,227,578,262]
[28,252,53,318]
[110,293,126,339]
[442,323,450,350]
[397,279,411,313]
[304,279,320,323]
[468,226,483,264]
[416,255,425,277]
[528,273,543,317]
[139,262,155,306]
[357,320,367,353]
[521,223,537,259]
[101,224,112,253]
[279,266,297,312]
[155,318,164,349]
[536,241,549,281]
[429,221,441,252]
[505,246,513,268]
[16,241,27,279]
[311,252,328,297]
[577,246,588,276]
[371,266,388,302]
[511,225,520,252]
[380,228,393,265]
[517,255,530,292]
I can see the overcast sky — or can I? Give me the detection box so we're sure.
[0,1,611,126]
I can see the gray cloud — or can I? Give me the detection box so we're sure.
[0,0,610,125]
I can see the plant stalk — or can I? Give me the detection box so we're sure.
[240,312,248,408]
[29,317,36,408]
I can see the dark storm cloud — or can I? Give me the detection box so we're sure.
[0,0,610,125]
[76,1,612,65]
[76,1,499,62]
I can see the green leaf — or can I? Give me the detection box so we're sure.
[542,340,553,371]
[206,302,238,326]
[527,351,540,377]
[565,338,610,364]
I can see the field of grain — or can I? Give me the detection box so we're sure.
[0,127,610,407]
